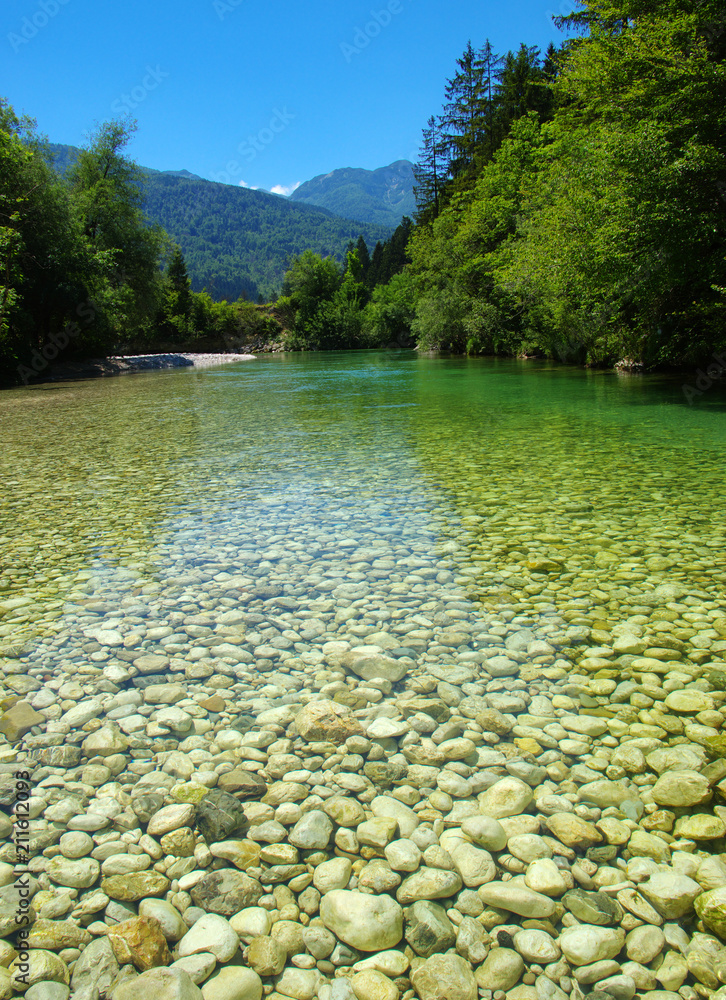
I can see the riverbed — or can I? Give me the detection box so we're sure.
[0,352,725,999]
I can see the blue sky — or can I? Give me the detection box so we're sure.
[2,0,574,195]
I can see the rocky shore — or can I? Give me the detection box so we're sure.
[25,353,255,386]
[1,570,726,1000]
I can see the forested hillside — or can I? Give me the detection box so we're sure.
[290,161,416,227]
[142,174,392,302]
[48,144,393,302]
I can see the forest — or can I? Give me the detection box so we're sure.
[1,0,725,384]
[281,0,726,367]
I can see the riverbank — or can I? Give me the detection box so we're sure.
[19,352,256,386]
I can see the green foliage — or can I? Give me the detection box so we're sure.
[140,174,393,302]
[402,0,726,368]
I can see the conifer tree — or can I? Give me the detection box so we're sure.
[474,40,505,163]
[443,40,486,174]
[413,116,446,222]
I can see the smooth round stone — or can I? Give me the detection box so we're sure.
[384,839,422,873]
[273,968,323,1000]
[450,843,496,888]
[625,925,665,964]
[46,857,100,889]
[370,796,419,839]
[171,954,217,985]
[102,872,170,901]
[696,857,726,890]
[404,900,456,958]
[313,857,352,894]
[9,950,69,991]
[639,872,701,919]
[323,797,367,828]
[155,707,193,732]
[302,926,336,960]
[147,804,196,836]
[559,714,609,737]
[524,859,567,897]
[652,770,711,808]
[289,810,334,850]
[514,929,561,964]
[695,887,726,938]
[59,832,94,859]
[367,718,410,739]
[545,813,602,849]
[178,914,240,962]
[229,907,272,943]
[475,948,524,992]
[396,867,463,905]
[478,777,534,819]
[647,747,705,773]
[113,968,203,1000]
[138,899,188,942]
[460,815,508,851]
[563,889,622,926]
[25,983,70,1000]
[353,950,410,977]
[320,889,403,951]
[508,835,552,863]
[350,969,399,1000]
[208,840,261,869]
[144,684,186,705]
[101,855,153,877]
[411,953,477,1000]
[578,781,634,809]
[82,727,129,757]
[559,926,626,966]
[477,883,556,919]
[674,814,726,840]
[664,690,714,713]
[243,936,286,977]
[597,975,637,1000]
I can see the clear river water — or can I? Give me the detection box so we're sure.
[1,351,725,671]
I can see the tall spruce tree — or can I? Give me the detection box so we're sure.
[443,40,486,174]
[474,40,505,163]
[413,116,446,222]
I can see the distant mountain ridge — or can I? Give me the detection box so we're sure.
[290,160,416,227]
[47,144,393,301]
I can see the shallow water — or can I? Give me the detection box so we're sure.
[1,352,725,664]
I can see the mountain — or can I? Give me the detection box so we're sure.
[47,144,393,301]
[290,161,416,228]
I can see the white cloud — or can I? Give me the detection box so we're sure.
[269,181,301,197]
[238,180,259,190]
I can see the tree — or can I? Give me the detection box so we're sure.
[474,40,505,163]
[495,45,546,136]
[167,246,193,316]
[443,40,486,174]
[68,118,166,340]
[356,235,371,283]
[413,116,446,222]
[0,99,92,380]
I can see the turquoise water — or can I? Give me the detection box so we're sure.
[1,352,725,654]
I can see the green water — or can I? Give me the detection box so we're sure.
[1,352,725,655]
